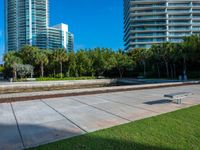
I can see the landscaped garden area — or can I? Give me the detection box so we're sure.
[2,35,200,81]
[30,105,200,150]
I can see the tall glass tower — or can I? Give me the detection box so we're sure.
[5,0,74,52]
[5,0,48,51]
[124,0,200,51]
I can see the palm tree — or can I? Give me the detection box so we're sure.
[4,51,22,79]
[150,44,162,78]
[131,48,151,78]
[114,50,134,78]
[182,35,200,80]
[68,52,77,77]
[19,45,39,65]
[159,42,172,78]
[35,51,49,77]
[53,48,68,78]
[169,43,182,79]
[92,48,105,76]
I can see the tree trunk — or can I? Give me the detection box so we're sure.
[164,61,169,78]
[173,64,176,79]
[41,63,44,77]
[170,64,173,79]
[157,63,160,78]
[183,57,187,76]
[60,62,63,78]
[67,70,70,77]
[13,67,17,79]
[54,70,55,77]
[92,72,95,77]
[118,69,123,78]
[143,61,146,78]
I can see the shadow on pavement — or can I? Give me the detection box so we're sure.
[144,99,172,105]
[0,123,84,150]
[0,123,182,150]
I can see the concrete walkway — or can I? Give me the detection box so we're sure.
[0,85,200,150]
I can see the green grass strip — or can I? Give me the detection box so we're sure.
[30,105,200,150]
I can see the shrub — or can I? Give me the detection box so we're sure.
[16,64,34,78]
[55,73,64,78]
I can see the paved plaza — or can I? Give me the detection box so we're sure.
[0,85,200,150]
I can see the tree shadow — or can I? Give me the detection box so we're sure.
[0,122,179,150]
[1,116,188,150]
[30,132,179,150]
[0,123,84,150]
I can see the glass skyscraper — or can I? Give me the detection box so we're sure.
[124,0,200,51]
[5,0,74,52]
[48,24,74,52]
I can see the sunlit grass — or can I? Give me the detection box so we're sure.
[30,105,200,150]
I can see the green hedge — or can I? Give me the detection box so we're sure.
[36,76,96,81]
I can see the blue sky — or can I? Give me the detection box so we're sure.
[0,0,124,62]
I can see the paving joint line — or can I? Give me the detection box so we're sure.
[108,93,154,100]
[10,103,26,149]
[95,96,159,114]
[106,93,164,100]
[40,99,88,133]
[107,93,165,105]
[71,97,131,122]
[115,95,162,102]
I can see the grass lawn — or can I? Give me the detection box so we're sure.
[30,105,200,150]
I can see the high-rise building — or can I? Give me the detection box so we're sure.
[5,0,74,52]
[49,24,74,52]
[124,0,200,51]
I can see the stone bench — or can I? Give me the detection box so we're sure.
[164,92,193,104]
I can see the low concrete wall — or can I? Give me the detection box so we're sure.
[0,79,199,95]
[0,81,199,102]
[0,79,117,91]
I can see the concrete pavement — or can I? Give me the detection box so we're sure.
[0,84,200,150]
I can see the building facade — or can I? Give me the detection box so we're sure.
[5,0,74,52]
[49,24,74,52]
[124,0,200,51]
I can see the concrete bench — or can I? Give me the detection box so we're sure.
[164,92,193,104]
